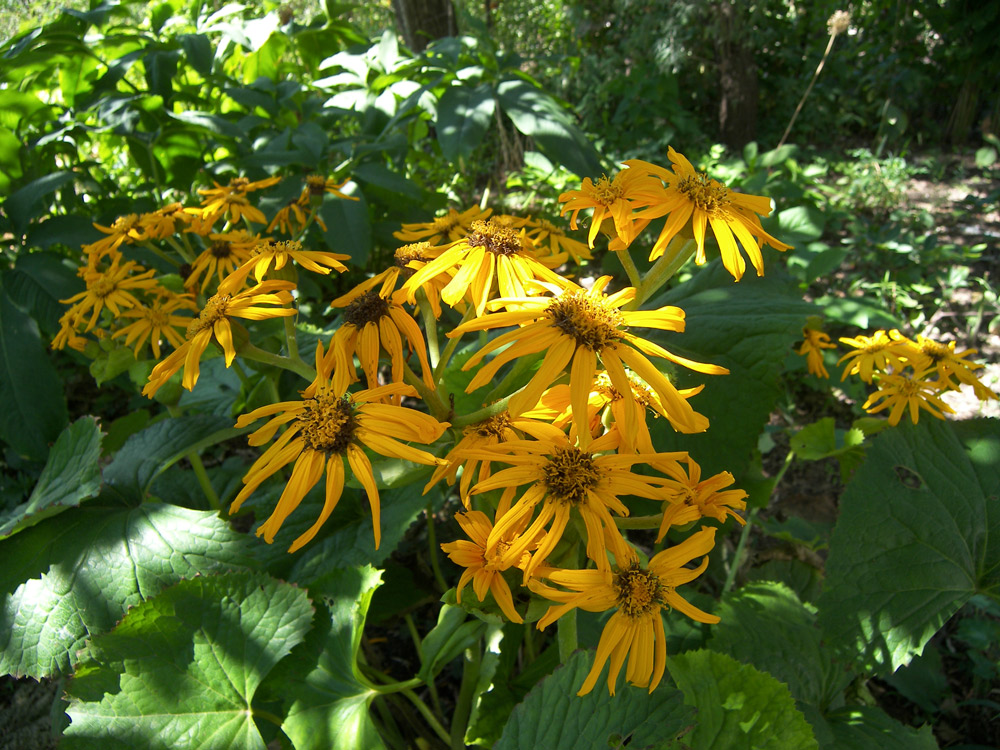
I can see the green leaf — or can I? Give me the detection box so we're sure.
[769,205,825,246]
[437,83,495,161]
[0,287,68,460]
[418,604,489,682]
[178,33,213,75]
[494,649,695,749]
[0,417,102,539]
[0,503,252,677]
[0,126,23,190]
[652,261,815,478]
[4,251,83,331]
[103,413,240,503]
[819,418,1000,673]
[814,706,939,750]
[319,186,371,267]
[667,649,818,750]
[496,78,602,178]
[268,565,385,750]
[3,170,76,235]
[63,572,313,749]
[709,582,852,708]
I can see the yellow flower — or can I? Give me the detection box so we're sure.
[194,175,281,225]
[267,199,310,236]
[440,509,537,623]
[626,148,792,280]
[400,218,570,317]
[324,274,435,395]
[524,216,593,264]
[84,214,147,266]
[58,260,159,333]
[142,280,297,397]
[558,167,665,248]
[185,230,265,293]
[863,370,955,425]
[530,527,719,696]
[230,352,448,551]
[451,276,724,445]
[890,332,998,401]
[140,202,193,240]
[464,429,686,578]
[347,243,451,319]
[303,175,357,202]
[655,458,746,541]
[425,406,563,509]
[837,329,909,383]
[797,327,836,378]
[540,369,706,454]
[393,205,492,245]
[111,290,197,359]
[219,239,349,292]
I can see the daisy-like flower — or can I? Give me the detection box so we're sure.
[84,214,147,266]
[837,329,909,382]
[558,167,665,248]
[346,242,450,319]
[394,206,492,245]
[451,276,724,445]
[655,458,746,542]
[797,326,836,378]
[541,370,706,454]
[323,273,435,395]
[890,332,998,400]
[111,290,197,359]
[400,218,570,317]
[626,148,792,281]
[185,230,265,293]
[525,217,593,264]
[440,509,538,622]
[142,280,297,397]
[426,406,563,509]
[140,202,193,240]
[194,175,281,226]
[229,347,448,551]
[303,175,357,202]
[267,198,310,236]
[464,429,687,578]
[219,239,349,293]
[862,370,955,426]
[59,259,159,333]
[529,526,719,696]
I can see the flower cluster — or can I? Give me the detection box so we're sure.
[797,325,997,425]
[55,148,770,697]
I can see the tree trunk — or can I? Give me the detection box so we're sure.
[714,0,759,149]
[391,0,458,53]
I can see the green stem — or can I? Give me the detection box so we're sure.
[417,289,440,370]
[432,305,478,384]
[240,342,316,382]
[138,240,180,268]
[628,238,697,310]
[777,31,838,151]
[406,614,445,718]
[450,644,481,750]
[372,676,424,695]
[722,506,759,595]
[614,247,643,289]
[721,450,793,594]
[403,360,449,421]
[188,450,221,511]
[252,708,284,727]
[556,609,578,664]
[426,501,449,594]
[402,688,451,746]
[162,235,195,264]
[450,393,513,430]
[282,312,300,361]
[167,404,220,511]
